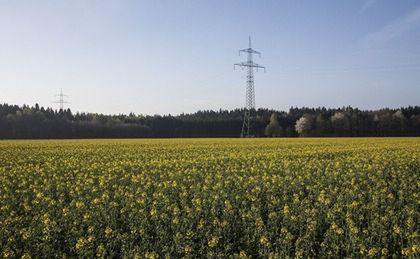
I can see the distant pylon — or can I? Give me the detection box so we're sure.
[54,88,70,110]
[234,36,266,137]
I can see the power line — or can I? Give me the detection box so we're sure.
[234,36,266,137]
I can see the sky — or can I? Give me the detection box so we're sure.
[1,0,420,115]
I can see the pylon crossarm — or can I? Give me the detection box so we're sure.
[234,63,246,69]
[240,48,261,55]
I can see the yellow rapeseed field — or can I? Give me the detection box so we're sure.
[0,138,419,258]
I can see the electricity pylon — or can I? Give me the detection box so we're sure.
[234,36,265,137]
[54,88,70,110]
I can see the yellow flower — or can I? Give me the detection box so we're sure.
[96,244,106,257]
[208,236,219,248]
[393,225,401,235]
[331,223,344,235]
[368,248,378,257]
[401,247,411,256]
[35,192,44,199]
[260,235,269,246]
[239,250,248,258]
[2,248,15,258]
[20,229,31,240]
[83,213,91,221]
[88,226,94,233]
[42,213,50,225]
[150,207,157,217]
[75,238,86,251]
[283,204,290,215]
[105,227,113,237]
[75,201,85,209]
[184,245,192,254]
[144,251,159,259]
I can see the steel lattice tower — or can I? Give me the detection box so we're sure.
[234,36,265,137]
[54,88,70,110]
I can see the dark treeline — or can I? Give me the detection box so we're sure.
[0,103,419,139]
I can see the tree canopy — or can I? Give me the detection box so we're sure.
[0,103,419,139]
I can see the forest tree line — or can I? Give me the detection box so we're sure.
[0,103,419,139]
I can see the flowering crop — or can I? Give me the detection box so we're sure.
[0,138,419,258]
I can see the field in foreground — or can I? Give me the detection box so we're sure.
[0,138,419,258]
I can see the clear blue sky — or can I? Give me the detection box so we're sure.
[1,0,420,115]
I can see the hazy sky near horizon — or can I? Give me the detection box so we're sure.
[1,0,420,115]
